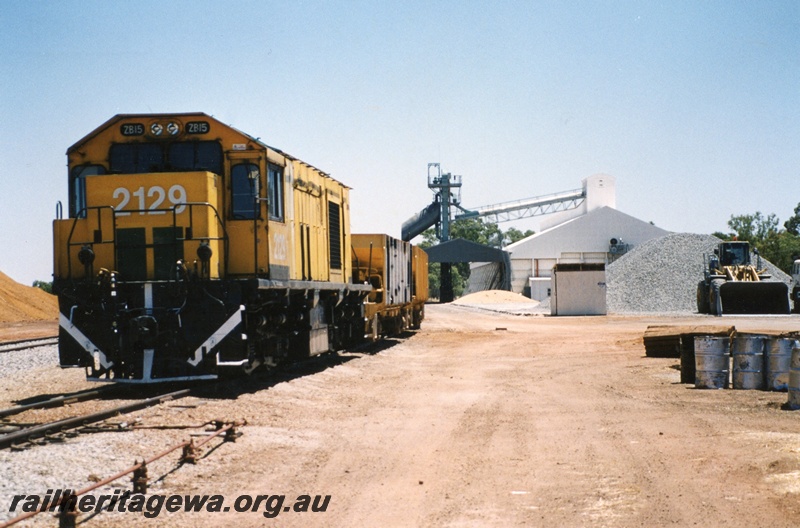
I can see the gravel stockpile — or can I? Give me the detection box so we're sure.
[606,233,791,314]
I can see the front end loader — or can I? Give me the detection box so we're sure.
[696,241,790,316]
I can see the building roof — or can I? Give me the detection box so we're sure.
[424,238,509,263]
[504,206,670,259]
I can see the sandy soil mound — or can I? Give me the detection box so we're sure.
[0,271,57,322]
[453,289,539,305]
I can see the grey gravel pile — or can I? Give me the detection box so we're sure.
[606,233,792,314]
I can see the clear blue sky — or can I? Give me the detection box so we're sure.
[2,0,799,285]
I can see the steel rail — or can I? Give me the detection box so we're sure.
[0,336,59,353]
[0,420,241,528]
[0,387,124,419]
[0,388,190,450]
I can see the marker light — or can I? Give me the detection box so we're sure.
[78,245,95,266]
[197,243,213,262]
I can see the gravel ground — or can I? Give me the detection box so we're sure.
[447,302,545,316]
[2,309,800,526]
[0,344,59,377]
[0,232,795,525]
[606,232,791,314]
[0,431,184,519]
[0,345,230,527]
[0,345,191,526]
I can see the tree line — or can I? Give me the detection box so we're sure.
[713,204,800,274]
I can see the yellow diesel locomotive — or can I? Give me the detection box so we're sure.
[53,112,422,382]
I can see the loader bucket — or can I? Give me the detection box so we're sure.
[718,282,790,315]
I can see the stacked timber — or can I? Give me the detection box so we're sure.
[642,325,735,383]
[643,326,684,358]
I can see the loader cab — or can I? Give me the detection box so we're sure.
[717,242,751,267]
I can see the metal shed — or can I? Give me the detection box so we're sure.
[551,263,607,316]
[424,238,512,292]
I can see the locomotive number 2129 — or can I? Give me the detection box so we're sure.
[112,185,188,215]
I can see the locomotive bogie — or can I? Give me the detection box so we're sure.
[57,279,244,381]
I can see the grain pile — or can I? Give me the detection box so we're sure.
[454,290,539,305]
[606,233,791,314]
[0,270,57,322]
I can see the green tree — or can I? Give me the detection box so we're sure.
[450,217,504,247]
[726,212,779,245]
[32,280,53,294]
[758,231,800,273]
[724,211,800,273]
[504,227,535,245]
[785,202,800,236]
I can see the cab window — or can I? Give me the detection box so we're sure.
[268,163,284,221]
[69,164,106,218]
[109,143,163,173]
[168,141,223,174]
[231,163,260,219]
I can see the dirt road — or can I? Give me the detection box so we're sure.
[5,305,800,527]
[132,304,799,528]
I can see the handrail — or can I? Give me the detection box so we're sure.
[178,202,230,274]
[66,205,118,278]
[63,203,229,280]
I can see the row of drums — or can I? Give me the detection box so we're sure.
[694,334,800,408]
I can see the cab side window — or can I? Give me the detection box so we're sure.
[69,164,106,218]
[231,163,260,219]
[268,163,284,221]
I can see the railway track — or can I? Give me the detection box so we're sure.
[0,386,124,419]
[0,336,59,353]
[0,388,191,450]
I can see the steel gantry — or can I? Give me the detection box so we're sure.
[401,163,587,302]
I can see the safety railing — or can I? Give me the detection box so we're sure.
[64,203,229,280]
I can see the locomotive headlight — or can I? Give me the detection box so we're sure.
[167,122,180,135]
[150,123,163,136]
[197,243,213,262]
[78,245,95,266]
